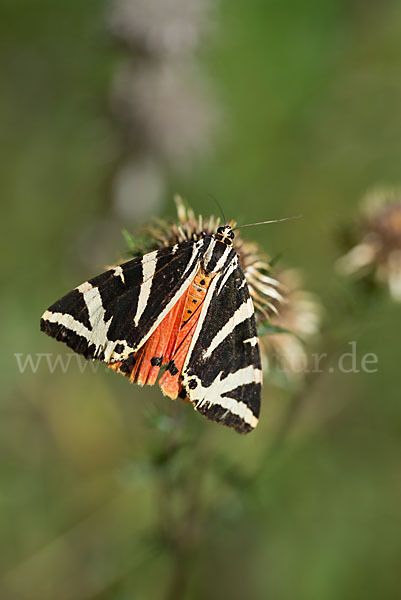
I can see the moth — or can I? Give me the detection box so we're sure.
[41,214,292,434]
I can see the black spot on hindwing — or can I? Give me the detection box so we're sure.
[166,361,179,376]
[119,353,136,374]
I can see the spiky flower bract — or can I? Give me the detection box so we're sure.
[260,268,322,378]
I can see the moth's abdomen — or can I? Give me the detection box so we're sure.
[158,269,215,398]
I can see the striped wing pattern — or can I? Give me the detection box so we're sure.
[182,258,262,433]
[40,240,206,365]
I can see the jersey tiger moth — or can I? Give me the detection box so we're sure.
[40,202,289,434]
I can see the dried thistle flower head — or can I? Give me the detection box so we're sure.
[260,268,322,378]
[336,187,401,301]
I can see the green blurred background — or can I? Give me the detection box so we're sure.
[2,1,401,598]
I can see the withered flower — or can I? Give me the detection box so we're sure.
[336,187,401,301]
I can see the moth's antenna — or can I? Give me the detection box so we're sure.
[232,215,302,231]
[208,193,227,224]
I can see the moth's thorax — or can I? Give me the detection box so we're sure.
[213,225,235,246]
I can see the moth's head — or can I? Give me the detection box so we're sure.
[214,225,235,246]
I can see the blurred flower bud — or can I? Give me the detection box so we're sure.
[112,61,218,168]
[109,0,216,58]
[336,187,401,301]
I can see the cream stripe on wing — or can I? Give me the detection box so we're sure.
[211,245,232,275]
[133,251,158,327]
[41,310,92,342]
[182,241,204,277]
[216,257,238,295]
[203,238,216,270]
[203,297,255,359]
[76,282,113,348]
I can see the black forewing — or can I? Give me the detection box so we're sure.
[40,240,207,361]
[182,261,262,434]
